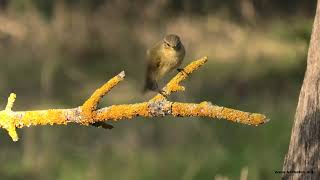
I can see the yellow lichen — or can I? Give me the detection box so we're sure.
[172,102,267,126]
[152,57,207,101]
[0,57,270,142]
[96,103,150,121]
[0,111,18,141]
[0,93,19,141]
[5,93,16,111]
[19,110,66,126]
[81,71,125,124]
[7,124,18,141]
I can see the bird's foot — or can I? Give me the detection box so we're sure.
[158,89,168,98]
[177,68,188,76]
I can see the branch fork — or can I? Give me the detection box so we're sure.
[0,56,269,141]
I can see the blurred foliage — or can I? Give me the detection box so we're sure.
[0,0,316,180]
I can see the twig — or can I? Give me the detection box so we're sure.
[0,56,269,141]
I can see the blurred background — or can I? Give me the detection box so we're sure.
[0,0,316,179]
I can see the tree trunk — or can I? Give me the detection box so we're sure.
[282,1,320,179]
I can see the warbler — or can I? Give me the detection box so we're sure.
[144,34,185,92]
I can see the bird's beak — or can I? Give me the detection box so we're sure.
[173,43,180,50]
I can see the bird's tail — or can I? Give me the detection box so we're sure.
[143,76,158,92]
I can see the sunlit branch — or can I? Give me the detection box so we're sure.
[0,56,269,141]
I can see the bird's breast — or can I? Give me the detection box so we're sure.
[161,49,181,65]
[156,49,183,78]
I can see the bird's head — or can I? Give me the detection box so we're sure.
[163,34,182,50]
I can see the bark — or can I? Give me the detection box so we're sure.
[282,1,320,179]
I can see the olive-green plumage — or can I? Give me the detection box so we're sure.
[144,34,185,91]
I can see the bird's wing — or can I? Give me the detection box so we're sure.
[146,43,162,75]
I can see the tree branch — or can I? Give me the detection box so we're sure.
[0,56,269,141]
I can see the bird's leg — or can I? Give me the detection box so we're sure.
[152,81,168,98]
[177,68,188,76]
[158,89,168,98]
[90,103,114,129]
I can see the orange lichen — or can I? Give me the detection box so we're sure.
[171,102,268,125]
[81,71,125,124]
[151,56,207,101]
[17,109,67,127]
[0,56,270,142]
[95,103,150,121]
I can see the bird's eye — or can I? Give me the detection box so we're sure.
[164,42,170,48]
[175,43,180,49]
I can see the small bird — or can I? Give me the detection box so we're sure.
[144,34,185,92]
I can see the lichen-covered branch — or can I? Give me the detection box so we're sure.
[151,56,207,101]
[0,56,269,141]
[81,71,125,124]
